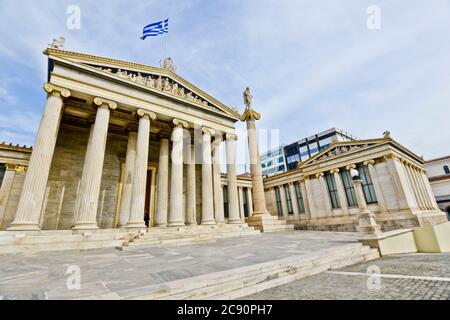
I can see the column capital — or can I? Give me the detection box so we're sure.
[383,153,396,161]
[346,164,356,170]
[202,127,215,135]
[330,168,340,174]
[315,172,324,178]
[136,109,156,120]
[363,159,376,166]
[171,118,189,128]
[225,133,238,141]
[93,97,117,110]
[43,83,71,98]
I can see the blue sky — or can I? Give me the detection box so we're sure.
[1,0,450,164]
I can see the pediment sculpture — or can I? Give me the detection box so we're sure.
[313,144,371,162]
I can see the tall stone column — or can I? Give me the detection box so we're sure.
[288,183,300,220]
[185,144,197,225]
[316,172,333,216]
[238,187,246,220]
[201,127,216,225]
[364,160,387,213]
[303,177,315,219]
[118,130,137,227]
[331,169,348,215]
[300,178,311,218]
[419,169,440,210]
[127,110,156,229]
[0,164,22,229]
[212,134,225,223]
[411,165,432,210]
[156,138,170,227]
[225,133,241,224]
[8,84,70,231]
[404,162,425,210]
[73,97,116,230]
[353,178,381,234]
[246,188,254,216]
[168,119,188,227]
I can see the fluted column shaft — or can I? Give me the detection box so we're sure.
[364,160,387,213]
[247,188,254,216]
[238,187,246,220]
[246,119,269,214]
[288,183,300,220]
[127,110,155,229]
[303,177,315,218]
[9,84,70,231]
[279,185,289,219]
[118,131,137,227]
[212,135,225,223]
[331,169,348,215]
[156,139,169,226]
[317,172,332,216]
[185,145,197,225]
[225,133,241,223]
[201,127,216,225]
[420,170,440,210]
[168,119,188,227]
[73,98,116,230]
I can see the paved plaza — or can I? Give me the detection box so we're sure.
[0,231,359,299]
[242,253,450,300]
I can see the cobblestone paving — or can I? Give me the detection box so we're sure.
[241,253,450,300]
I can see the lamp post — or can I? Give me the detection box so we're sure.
[350,167,381,234]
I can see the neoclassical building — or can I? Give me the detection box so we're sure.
[1,48,257,232]
[263,137,448,231]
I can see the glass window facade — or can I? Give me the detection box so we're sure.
[284,184,293,214]
[324,173,341,209]
[340,169,358,207]
[294,181,305,213]
[274,187,283,217]
[357,164,378,204]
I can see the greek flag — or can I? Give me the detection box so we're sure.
[141,18,169,40]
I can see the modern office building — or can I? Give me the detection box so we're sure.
[260,145,286,177]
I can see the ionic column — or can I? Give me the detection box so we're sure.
[127,110,156,229]
[331,169,348,215]
[201,127,216,225]
[316,172,332,216]
[212,134,225,223]
[238,187,245,221]
[155,138,170,227]
[73,97,116,230]
[303,177,315,218]
[118,130,137,227]
[246,188,254,216]
[412,165,433,210]
[300,178,311,218]
[419,169,440,210]
[185,144,197,225]
[406,162,427,210]
[8,84,70,231]
[168,119,188,227]
[364,160,387,213]
[279,185,289,219]
[225,133,241,224]
[288,183,300,220]
[0,164,23,229]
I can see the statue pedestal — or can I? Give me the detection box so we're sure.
[246,212,294,233]
[357,211,381,235]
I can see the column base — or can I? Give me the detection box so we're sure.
[72,223,99,231]
[227,219,243,224]
[167,221,185,227]
[246,212,294,232]
[7,223,41,231]
[125,222,147,229]
[201,220,216,226]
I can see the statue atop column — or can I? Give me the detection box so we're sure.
[240,86,261,122]
[243,87,253,109]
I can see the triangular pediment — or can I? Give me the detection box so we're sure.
[300,138,388,167]
[44,48,241,121]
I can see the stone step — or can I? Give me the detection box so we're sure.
[124,243,378,300]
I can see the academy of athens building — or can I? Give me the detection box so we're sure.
[0,48,447,238]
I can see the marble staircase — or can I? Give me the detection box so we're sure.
[124,242,380,300]
[246,214,295,233]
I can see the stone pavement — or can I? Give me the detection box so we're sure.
[0,231,361,299]
[241,253,450,300]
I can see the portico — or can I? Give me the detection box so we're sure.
[4,48,247,232]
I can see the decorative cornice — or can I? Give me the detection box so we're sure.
[0,143,32,153]
[5,163,27,172]
[93,97,117,110]
[43,83,71,98]
[136,109,156,120]
[240,107,261,122]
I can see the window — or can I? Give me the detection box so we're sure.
[340,169,358,207]
[243,187,249,217]
[287,154,300,164]
[294,181,305,213]
[223,185,229,218]
[324,173,341,209]
[357,164,378,204]
[444,165,450,175]
[0,164,5,187]
[284,184,293,214]
[278,156,284,163]
[274,187,283,217]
